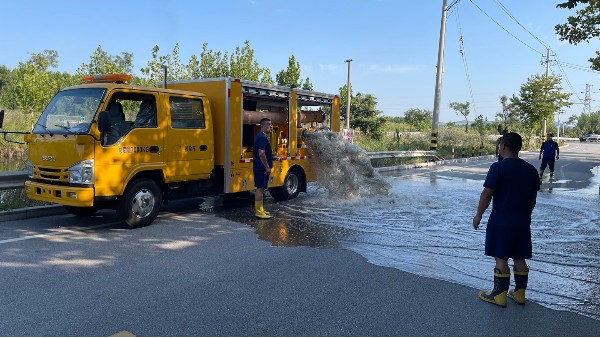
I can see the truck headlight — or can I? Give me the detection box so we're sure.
[25,160,33,178]
[68,159,94,184]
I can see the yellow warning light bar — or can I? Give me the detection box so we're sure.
[81,74,132,83]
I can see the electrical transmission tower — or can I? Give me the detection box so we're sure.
[583,84,592,114]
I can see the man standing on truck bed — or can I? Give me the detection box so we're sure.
[254,118,273,219]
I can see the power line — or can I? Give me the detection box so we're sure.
[467,0,544,55]
[558,61,600,74]
[494,0,548,49]
[468,0,585,113]
[455,7,478,115]
[492,1,584,105]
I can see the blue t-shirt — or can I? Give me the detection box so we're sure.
[540,140,559,158]
[483,158,540,227]
[253,131,273,171]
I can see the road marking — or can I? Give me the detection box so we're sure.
[0,223,118,245]
[111,330,136,337]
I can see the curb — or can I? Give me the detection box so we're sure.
[375,155,496,173]
[0,205,67,222]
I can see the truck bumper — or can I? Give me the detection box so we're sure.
[25,181,95,207]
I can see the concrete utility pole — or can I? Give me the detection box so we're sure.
[431,0,448,151]
[345,59,352,130]
[543,47,551,136]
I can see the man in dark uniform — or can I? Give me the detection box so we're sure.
[473,132,540,307]
[253,118,273,219]
[495,129,508,161]
[539,133,560,180]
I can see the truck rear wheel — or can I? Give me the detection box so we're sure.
[270,168,302,201]
[117,179,162,228]
[64,206,97,217]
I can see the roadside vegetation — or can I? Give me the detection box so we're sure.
[2,0,600,209]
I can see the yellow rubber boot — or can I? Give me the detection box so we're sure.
[478,268,510,307]
[255,201,272,219]
[508,267,528,305]
[259,202,271,216]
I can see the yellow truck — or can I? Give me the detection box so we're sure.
[3,74,340,227]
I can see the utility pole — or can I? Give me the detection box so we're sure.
[557,110,562,142]
[542,47,551,136]
[345,59,352,130]
[431,0,448,151]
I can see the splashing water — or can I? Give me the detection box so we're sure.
[301,129,390,199]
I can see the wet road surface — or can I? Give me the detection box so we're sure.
[215,142,600,321]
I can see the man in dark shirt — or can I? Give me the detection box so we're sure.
[539,133,560,180]
[253,118,273,219]
[473,132,540,307]
[495,129,508,161]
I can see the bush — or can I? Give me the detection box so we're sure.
[0,107,29,170]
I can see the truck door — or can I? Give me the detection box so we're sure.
[165,95,214,181]
[95,92,164,196]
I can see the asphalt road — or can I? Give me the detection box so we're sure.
[400,141,600,192]
[1,141,599,336]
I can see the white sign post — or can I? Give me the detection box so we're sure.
[342,128,354,143]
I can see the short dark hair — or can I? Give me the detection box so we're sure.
[260,118,271,127]
[500,132,522,153]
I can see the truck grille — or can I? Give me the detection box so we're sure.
[34,165,69,183]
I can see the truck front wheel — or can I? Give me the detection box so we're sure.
[117,179,162,228]
[270,168,302,201]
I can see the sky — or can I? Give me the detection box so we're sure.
[2,0,600,123]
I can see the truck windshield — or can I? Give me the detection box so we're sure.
[33,88,106,134]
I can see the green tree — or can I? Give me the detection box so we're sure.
[576,111,600,133]
[76,45,134,77]
[449,101,471,132]
[302,77,313,91]
[276,55,313,90]
[496,95,517,131]
[472,114,487,137]
[139,44,187,86]
[403,108,432,131]
[339,85,385,138]
[3,51,76,127]
[0,65,14,105]
[187,42,230,79]
[229,40,272,83]
[555,0,600,70]
[276,55,301,88]
[510,74,571,136]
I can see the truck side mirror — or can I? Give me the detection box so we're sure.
[0,110,4,129]
[97,111,111,133]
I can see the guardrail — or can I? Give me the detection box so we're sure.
[0,151,444,191]
[367,150,444,161]
[0,170,28,190]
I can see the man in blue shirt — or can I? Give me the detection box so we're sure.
[253,118,273,219]
[473,132,540,307]
[539,133,560,180]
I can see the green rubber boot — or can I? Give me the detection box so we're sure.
[508,267,528,305]
[478,268,510,307]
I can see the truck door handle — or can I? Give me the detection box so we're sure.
[199,145,208,151]
[150,146,160,153]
